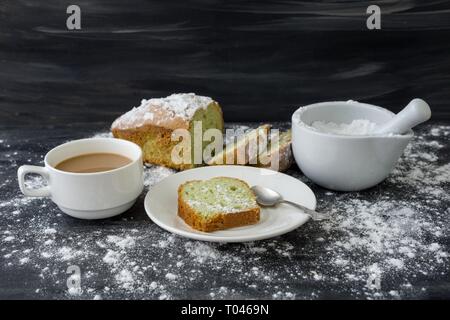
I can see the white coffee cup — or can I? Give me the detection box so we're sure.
[17,138,144,219]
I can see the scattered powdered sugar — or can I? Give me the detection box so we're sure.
[44,228,57,235]
[310,119,379,135]
[115,269,135,290]
[143,164,176,188]
[316,198,448,298]
[90,132,113,139]
[111,93,213,130]
[0,124,448,299]
[185,242,220,263]
[165,273,178,280]
[106,235,135,249]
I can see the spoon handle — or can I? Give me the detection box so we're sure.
[282,200,330,221]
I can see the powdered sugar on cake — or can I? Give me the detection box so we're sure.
[111,93,213,130]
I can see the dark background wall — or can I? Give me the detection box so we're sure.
[1,0,450,127]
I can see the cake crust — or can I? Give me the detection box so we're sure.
[112,123,193,170]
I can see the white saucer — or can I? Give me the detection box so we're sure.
[144,166,316,243]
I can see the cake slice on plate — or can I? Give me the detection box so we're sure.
[178,177,260,232]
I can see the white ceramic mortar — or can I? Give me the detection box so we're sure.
[291,101,413,191]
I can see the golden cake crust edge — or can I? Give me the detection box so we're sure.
[112,124,194,170]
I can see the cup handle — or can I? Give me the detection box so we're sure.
[17,165,51,197]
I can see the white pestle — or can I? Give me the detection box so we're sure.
[375,98,431,135]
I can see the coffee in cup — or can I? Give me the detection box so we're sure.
[17,138,144,219]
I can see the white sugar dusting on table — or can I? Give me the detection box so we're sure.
[0,124,449,299]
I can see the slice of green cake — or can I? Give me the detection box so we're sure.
[206,124,271,165]
[256,129,293,172]
[178,177,260,232]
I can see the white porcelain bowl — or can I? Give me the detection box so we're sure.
[291,101,413,191]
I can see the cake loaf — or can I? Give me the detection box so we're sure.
[111,93,224,170]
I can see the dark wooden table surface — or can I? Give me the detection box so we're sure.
[0,121,448,300]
